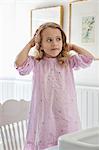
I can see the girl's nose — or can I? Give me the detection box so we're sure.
[52,39,57,45]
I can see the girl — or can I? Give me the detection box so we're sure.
[15,22,98,150]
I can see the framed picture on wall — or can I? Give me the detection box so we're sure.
[69,1,98,46]
[30,5,63,37]
[81,15,96,43]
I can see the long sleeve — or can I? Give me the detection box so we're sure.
[68,54,94,70]
[67,43,94,69]
[15,56,35,75]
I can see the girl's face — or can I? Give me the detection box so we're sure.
[41,27,62,58]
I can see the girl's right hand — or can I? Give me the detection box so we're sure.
[28,37,35,48]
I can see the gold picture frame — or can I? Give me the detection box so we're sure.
[30,5,63,37]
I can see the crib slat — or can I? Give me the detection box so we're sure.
[8,124,14,150]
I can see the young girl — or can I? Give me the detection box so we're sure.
[15,22,98,150]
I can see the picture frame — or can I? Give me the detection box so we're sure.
[81,15,95,43]
[69,1,97,45]
[30,5,63,37]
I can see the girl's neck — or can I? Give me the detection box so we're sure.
[44,53,56,58]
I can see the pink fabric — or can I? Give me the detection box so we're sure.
[16,54,93,150]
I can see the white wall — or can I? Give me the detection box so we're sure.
[0,1,16,78]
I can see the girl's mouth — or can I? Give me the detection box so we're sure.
[51,48,59,51]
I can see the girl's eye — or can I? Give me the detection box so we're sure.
[47,38,52,42]
[56,37,61,41]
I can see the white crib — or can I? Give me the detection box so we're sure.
[0,99,30,150]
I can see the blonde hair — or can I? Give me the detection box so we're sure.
[33,22,69,64]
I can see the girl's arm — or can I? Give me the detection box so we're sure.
[15,38,35,67]
[68,43,98,60]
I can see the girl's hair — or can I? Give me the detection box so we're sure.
[33,22,69,64]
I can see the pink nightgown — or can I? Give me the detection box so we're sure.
[16,53,93,150]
